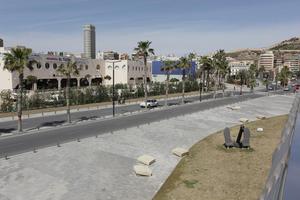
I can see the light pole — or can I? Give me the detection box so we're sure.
[107,60,122,117]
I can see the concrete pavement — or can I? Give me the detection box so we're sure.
[0,94,294,200]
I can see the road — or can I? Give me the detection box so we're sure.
[0,91,231,133]
[0,93,265,158]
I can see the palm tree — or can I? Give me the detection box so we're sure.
[56,60,80,123]
[278,66,292,87]
[258,66,265,79]
[212,50,228,98]
[161,60,175,106]
[248,64,257,92]
[3,47,35,132]
[177,56,191,104]
[134,41,154,109]
[237,70,247,95]
[26,75,38,90]
[199,56,213,92]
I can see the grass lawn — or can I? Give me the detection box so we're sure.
[153,115,287,200]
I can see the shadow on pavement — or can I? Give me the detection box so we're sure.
[38,120,66,128]
[78,116,98,121]
[0,128,16,133]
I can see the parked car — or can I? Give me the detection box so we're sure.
[140,99,158,108]
[283,87,290,91]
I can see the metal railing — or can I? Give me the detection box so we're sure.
[259,94,300,200]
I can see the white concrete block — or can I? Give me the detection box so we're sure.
[172,147,189,157]
[133,165,152,176]
[257,128,264,132]
[256,115,266,120]
[137,155,155,166]
[239,118,249,123]
[227,106,241,110]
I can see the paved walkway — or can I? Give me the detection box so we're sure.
[0,95,294,200]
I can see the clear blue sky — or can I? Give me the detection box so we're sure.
[1,0,300,55]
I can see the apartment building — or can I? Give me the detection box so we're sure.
[258,51,274,71]
[228,58,254,75]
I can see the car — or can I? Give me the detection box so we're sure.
[268,86,273,90]
[140,99,158,108]
[283,87,290,91]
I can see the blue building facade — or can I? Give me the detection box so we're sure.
[151,60,197,82]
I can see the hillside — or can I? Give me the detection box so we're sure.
[226,37,300,60]
[270,37,300,50]
[226,49,262,60]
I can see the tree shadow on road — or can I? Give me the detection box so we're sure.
[0,128,16,133]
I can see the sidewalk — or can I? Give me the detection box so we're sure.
[0,91,203,122]
[0,95,294,200]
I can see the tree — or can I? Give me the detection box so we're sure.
[26,75,37,90]
[199,56,213,91]
[278,66,292,87]
[258,66,265,79]
[104,75,111,81]
[161,60,176,106]
[247,64,257,92]
[237,70,247,95]
[177,56,191,104]
[212,50,228,98]
[56,59,80,123]
[3,47,35,132]
[134,41,154,109]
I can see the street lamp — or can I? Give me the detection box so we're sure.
[107,60,122,117]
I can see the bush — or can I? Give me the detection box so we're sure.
[0,90,15,112]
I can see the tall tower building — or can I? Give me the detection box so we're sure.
[83,24,96,59]
[0,38,3,47]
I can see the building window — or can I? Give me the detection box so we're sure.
[79,65,83,70]
[108,65,112,69]
[53,63,57,69]
[96,65,100,70]
[37,63,41,69]
[85,65,88,70]
[115,65,119,70]
[122,65,126,69]
[45,63,50,69]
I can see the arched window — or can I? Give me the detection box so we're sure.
[45,63,50,69]
[115,65,119,70]
[96,65,100,70]
[108,65,112,69]
[37,63,41,69]
[53,63,57,69]
[85,65,89,70]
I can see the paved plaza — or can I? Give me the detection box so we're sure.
[0,95,294,200]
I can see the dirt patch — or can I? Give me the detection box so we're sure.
[153,115,287,200]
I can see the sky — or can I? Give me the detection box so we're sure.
[1,0,300,56]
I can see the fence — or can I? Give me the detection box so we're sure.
[259,94,300,200]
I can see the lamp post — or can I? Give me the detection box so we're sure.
[107,60,122,117]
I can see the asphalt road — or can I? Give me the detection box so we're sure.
[0,92,264,158]
[0,91,231,133]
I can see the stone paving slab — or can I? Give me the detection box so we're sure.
[0,95,294,200]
